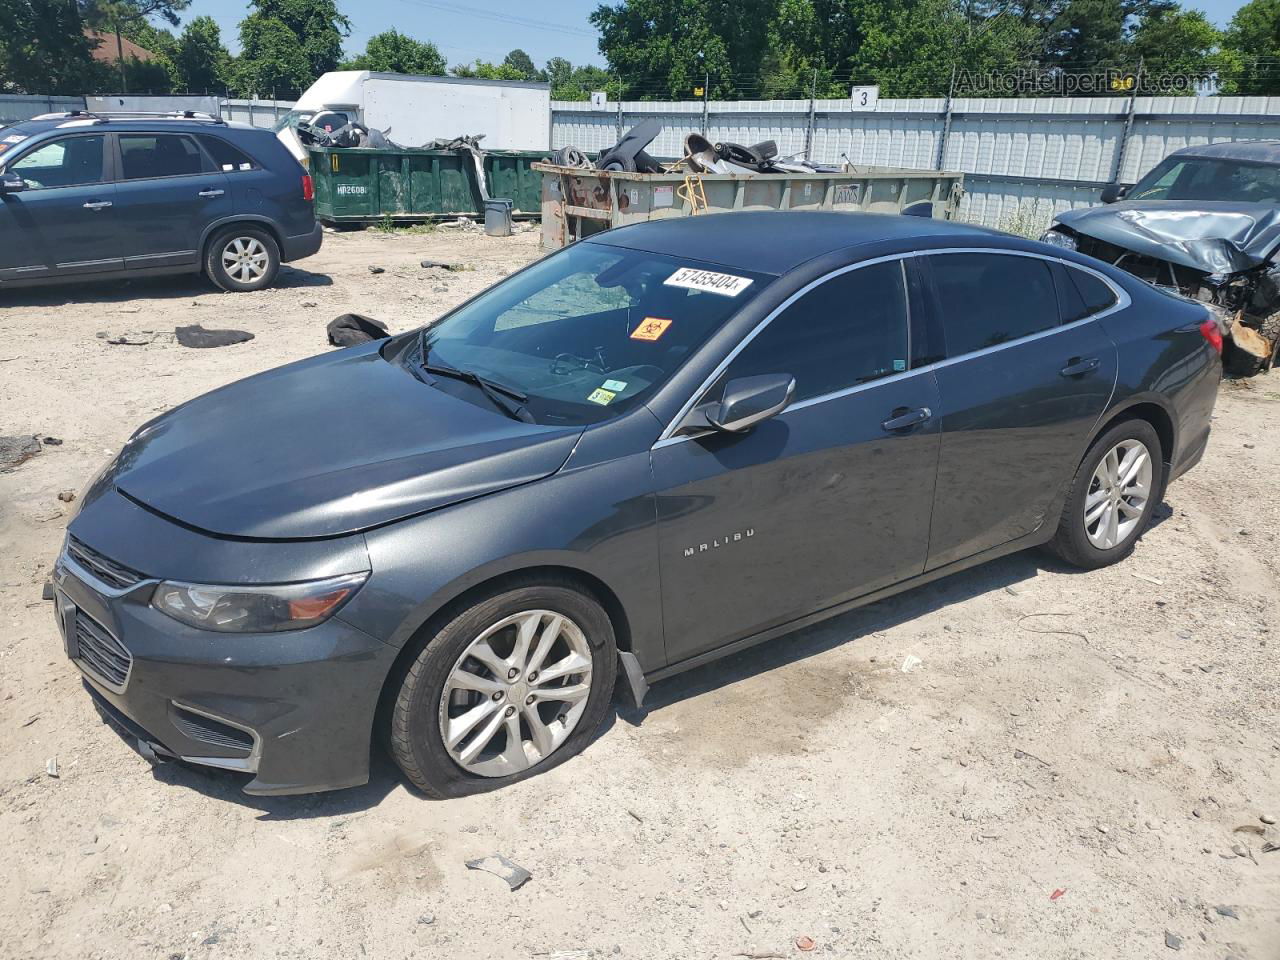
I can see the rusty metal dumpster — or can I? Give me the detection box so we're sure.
[533,162,964,250]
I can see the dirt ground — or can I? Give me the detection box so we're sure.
[1,225,1277,960]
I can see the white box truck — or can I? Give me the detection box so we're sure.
[274,71,551,162]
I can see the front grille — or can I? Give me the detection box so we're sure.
[171,707,255,754]
[66,536,147,590]
[75,611,132,690]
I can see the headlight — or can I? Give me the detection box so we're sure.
[1040,228,1077,250]
[151,572,367,633]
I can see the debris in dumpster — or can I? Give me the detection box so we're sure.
[551,145,593,169]
[597,119,663,173]
[0,435,41,472]
[465,853,531,890]
[174,325,254,349]
[327,313,390,347]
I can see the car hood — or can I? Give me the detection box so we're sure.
[1056,200,1280,275]
[112,344,583,539]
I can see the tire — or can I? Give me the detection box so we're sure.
[1045,419,1164,570]
[388,580,618,799]
[205,225,281,292]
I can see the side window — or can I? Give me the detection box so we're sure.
[9,136,104,189]
[929,253,1058,357]
[721,260,910,403]
[201,136,256,172]
[119,134,204,180]
[1067,266,1118,315]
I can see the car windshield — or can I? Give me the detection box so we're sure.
[1129,156,1280,203]
[401,242,771,425]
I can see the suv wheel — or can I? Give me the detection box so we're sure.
[1046,419,1164,569]
[206,225,280,292]
[389,581,618,798]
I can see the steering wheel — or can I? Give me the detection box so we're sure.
[550,351,607,376]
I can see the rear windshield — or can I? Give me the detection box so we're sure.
[1130,155,1280,203]
[400,242,771,425]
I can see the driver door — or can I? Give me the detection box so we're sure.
[652,257,942,665]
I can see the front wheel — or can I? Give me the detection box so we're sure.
[205,225,280,292]
[1045,419,1164,569]
[389,581,617,798]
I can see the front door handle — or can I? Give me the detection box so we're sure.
[1060,356,1100,377]
[881,406,932,432]
[197,188,225,198]
[82,200,112,210]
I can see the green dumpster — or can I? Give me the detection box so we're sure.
[308,146,546,226]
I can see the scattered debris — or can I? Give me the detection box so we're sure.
[1264,840,1280,854]
[440,217,478,231]
[790,880,807,892]
[1261,814,1276,825]
[626,809,643,824]
[1130,572,1164,586]
[1234,824,1266,836]
[1215,905,1239,919]
[301,301,318,308]
[57,489,75,503]
[104,332,157,346]
[1164,931,1182,950]
[21,715,38,727]
[417,913,435,925]
[795,935,816,952]
[174,325,254,349]
[42,436,62,446]
[45,756,58,778]
[327,314,390,348]
[421,260,466,272]
[1017,611,1089,643]
[901,655,923,673]
[1050,888,1066,901]
[1014,748,1051,767]
[464,853,531,891]
[368,265,385,274]
[733,952,785,959]
[0,435,41,473]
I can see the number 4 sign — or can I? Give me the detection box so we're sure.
[850,85,879,110]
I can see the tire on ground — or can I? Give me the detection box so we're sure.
[205,224,281,292]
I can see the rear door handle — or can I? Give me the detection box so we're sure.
[82,200,112,210]
[197,189,225,198]
[1060,356,1100,377]
[881,406,932,432]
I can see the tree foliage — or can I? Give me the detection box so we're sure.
[1224,0,1280,93]
[343,29,446,75]
[234,0,349,97]
[0,0,102,94]
[502,48,541,80]
[172,16,230,91]
[451,59,527,80]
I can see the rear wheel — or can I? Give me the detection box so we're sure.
[388,581,617,798]
[1045,419,1164,569]
[205,225,280,292]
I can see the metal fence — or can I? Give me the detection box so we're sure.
[0,94,295,129]
[0,94,89,123]
[552,95,1280,230]
[220,98,295,128]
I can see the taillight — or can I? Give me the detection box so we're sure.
[302,174,314,202]
[1199,317,1223,355]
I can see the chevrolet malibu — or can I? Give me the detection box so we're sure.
[52,212,1221,798]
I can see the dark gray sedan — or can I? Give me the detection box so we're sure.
[52,212,1221,798]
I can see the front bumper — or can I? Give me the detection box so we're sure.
[52,546,394,796]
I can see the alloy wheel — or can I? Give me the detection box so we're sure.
[221,237,269,283]
[1084,438,1153,549]
[438,609,593,777]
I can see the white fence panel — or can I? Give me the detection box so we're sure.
[0,94,86,123]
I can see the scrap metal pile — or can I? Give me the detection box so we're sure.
[551,119,844,175]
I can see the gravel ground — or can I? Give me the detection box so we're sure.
[1,226,1277,960]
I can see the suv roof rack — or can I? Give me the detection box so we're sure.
[31,110,227,125]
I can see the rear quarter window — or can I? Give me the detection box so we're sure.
[201,136,257,172]
[1067,267,1118,315]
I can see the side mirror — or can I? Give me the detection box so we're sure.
[0,171,26,193]
[705,374,795,433]
[1100,183,1128,204]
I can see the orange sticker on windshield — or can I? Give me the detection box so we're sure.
[630,317,672,341]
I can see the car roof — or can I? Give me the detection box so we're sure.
[1173,139,1280,164]
[1,116,261,138]
[589,210,1011,275]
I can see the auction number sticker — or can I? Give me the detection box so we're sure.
[664,267,753,297]
[630,317,672,341]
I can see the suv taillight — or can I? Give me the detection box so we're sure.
[1199,318,1223,355]
[302,174,314,202]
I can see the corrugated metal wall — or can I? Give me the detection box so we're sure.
[0,95,88,124]
[553,96,1280,231]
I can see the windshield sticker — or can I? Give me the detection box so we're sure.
[893,359,906,372]
[664,267,753,297]
[587,388,617,405]
[601,378,628,392]
[630,317,672,341]
[3,134,26,144]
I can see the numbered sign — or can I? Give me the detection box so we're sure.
[590,91,608,109]
[850,85,879,110]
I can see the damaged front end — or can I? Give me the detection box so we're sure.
[1044,215,1280,377]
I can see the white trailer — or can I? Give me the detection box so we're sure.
[275,71,550,162]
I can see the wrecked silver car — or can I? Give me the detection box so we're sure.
[1041,140,1280,374]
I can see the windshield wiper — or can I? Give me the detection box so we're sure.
[421,363,533,423]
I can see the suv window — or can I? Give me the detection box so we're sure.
[8,135,104,188]
[119,134,204,180]
[721,260,910,403]
[201,135,256,172]
[929,253,1058,356]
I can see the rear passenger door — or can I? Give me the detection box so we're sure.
[110,132,232,270]
[920,251,1119,570]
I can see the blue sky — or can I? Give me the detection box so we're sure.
[176,0,1251,69]
[179,0,607,68]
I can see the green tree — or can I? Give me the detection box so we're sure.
[450,59,526,79]
[235,0,350,96]
[1224,0,1280,93]
[545,57,616,99]
[84,0,190,92]
[0,0,103,94]
[172,15,231,91]
[1130,8,1224,93]
[502,48,542,80]
[343,29,446,74]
